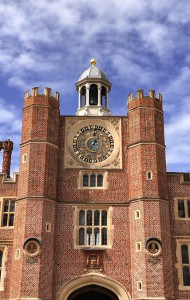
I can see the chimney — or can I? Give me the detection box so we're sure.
[0,140,14,178]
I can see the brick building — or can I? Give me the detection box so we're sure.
[0,59,190,300]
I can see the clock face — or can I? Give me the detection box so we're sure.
[73,125,114,164]
[65,118,122,169]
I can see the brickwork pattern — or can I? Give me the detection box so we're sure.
[0,89,190,300]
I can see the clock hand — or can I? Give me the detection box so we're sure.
[93,129,97,136]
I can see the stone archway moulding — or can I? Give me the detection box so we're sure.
[56,273,131,300]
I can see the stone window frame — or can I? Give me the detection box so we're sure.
[176,239,190,290]
[180,173,190,185]
[146,170,153,180]
[78,170,108,189]
[0,245,7,291]
[136,242,142,252]
[175,198,190,220]
[134,210,141,219]
[73,206,113,249]
[22,153,28,163]
[137,281,142,291]
[0,197,16,228]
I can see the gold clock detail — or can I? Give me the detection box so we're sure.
[73,125,114,163]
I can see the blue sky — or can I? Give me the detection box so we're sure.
[0,0,190,174]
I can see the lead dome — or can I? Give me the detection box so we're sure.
[78,59,108,81]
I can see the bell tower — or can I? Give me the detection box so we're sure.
[76,59,111,116]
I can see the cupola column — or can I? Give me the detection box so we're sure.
[86,84,90,106]
[98,84,101,106]
[78,87,82,109]
[106,88,109,108]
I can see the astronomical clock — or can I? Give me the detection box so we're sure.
[64,117,122,169]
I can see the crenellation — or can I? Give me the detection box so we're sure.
[24,87,60,101]
[44,87,52,97]
[24,90,29,99]
[149,89,155,99]
[128,89,162,103]
[32,86,39,96]
[158,93,162,101]
[128,93,133,102]
[0,171,19,183]
[137,89,144,99]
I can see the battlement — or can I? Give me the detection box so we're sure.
[24,87,60,101]
[128,89,162,102]
[0,172,19,183]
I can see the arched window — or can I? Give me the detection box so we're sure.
[86,228,92,246]
[82,173,105,188]
[102,228,107,245]
[94,228,100,245]
[90,174,96,187]
[87,210,92,226]
[97,174,103,187]
[79,210,85,226]
[94,210,100,226]
[77,209,110,248]
[81,86,86,107]
[2,199,15,227]
[89,84,98,105]
[101,86,106,107]
[102,210,107,226]
[183,266,190,286]
[79,228,85,245]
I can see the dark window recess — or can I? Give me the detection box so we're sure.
[178,200,185,218]
[183,266,190,286]
[183,173,190,182]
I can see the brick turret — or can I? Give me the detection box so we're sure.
[10,87,60,299]
[127,90,174,299]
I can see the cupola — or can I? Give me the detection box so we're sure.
[76,59,111,116]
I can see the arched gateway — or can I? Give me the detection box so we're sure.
[56,273,130,300]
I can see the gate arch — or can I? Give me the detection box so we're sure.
[56,273,131,300]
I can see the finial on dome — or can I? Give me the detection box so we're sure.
[91,58,96,66]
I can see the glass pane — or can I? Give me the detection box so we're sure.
[90,174,96,187]
[181,245,189,264]
[86,228,92,245]
[102,210,107,226]
[97,174,103,187]
[2,214,8,227]
[3,200,9,212]
[178,200,185,218]
[102,228,107,245]
[94,210,100,226]
[79,210,85,226]
[79,228,84,245]
[187,200,190,218]
[183,266,190,286]
[9,214,14,226]
[94,228,100,245]
[87,210,92,226]
[83,174,89,187]
[10,200,15,212]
